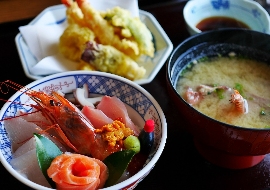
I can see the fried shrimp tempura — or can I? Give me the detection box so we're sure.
[81,41,146,80]
[65,0,85,26]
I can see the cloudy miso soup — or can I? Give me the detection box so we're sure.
[177,56,270,129]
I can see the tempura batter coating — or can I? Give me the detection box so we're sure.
[65,0,85,26]
[60,0,153,80]
[59,23,95,62]
[101,7,154,58]
[76,0,154,60]
[81,41,146,80]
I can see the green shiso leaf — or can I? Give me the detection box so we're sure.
[34,133,62,188]
[103,150,136,187]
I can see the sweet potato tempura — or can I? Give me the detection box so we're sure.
[59,23,95,62]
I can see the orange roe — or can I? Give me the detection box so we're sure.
[95,120,134,147]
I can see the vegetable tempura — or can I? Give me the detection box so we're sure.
[59,0,155,80]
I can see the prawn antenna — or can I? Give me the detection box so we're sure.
[0,80,33,95]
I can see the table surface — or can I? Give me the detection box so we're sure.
[1,1,270,189]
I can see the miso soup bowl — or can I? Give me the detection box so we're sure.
[167,28,270,169]
[0,71,167,189]
[183,0,270,35]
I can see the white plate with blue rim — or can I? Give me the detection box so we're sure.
[15,4,173,85]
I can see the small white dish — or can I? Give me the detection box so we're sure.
[15,4,173,85]
[183,0,270,35]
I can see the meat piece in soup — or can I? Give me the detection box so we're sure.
[177,56,270,129]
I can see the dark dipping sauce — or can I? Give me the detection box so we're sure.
[196,16,250,31]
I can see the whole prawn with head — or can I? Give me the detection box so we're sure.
[1,80,123,161]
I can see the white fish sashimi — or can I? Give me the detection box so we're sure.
[19,109,48,124]
[10,137,51,188]
[4,117,42,152]
[19,110,60,138]
[12,137,36,158]
[7,111,70,150]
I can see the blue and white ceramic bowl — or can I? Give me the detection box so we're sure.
[184,0,270,35]
[0,71,167,190]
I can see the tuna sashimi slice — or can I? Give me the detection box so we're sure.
[96,96,140,136]
[82,106,113,129]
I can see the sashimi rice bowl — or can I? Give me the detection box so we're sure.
[0,71,167,190]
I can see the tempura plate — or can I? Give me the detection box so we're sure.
[15,4,173,85]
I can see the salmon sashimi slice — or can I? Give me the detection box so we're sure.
[96,96,140,136]
[47,153,108,190]
[81,106,113,129]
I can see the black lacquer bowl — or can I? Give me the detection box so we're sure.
[166,28,270,169]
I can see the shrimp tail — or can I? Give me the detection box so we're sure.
[185,87,201,105]
[230,90,249,114]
